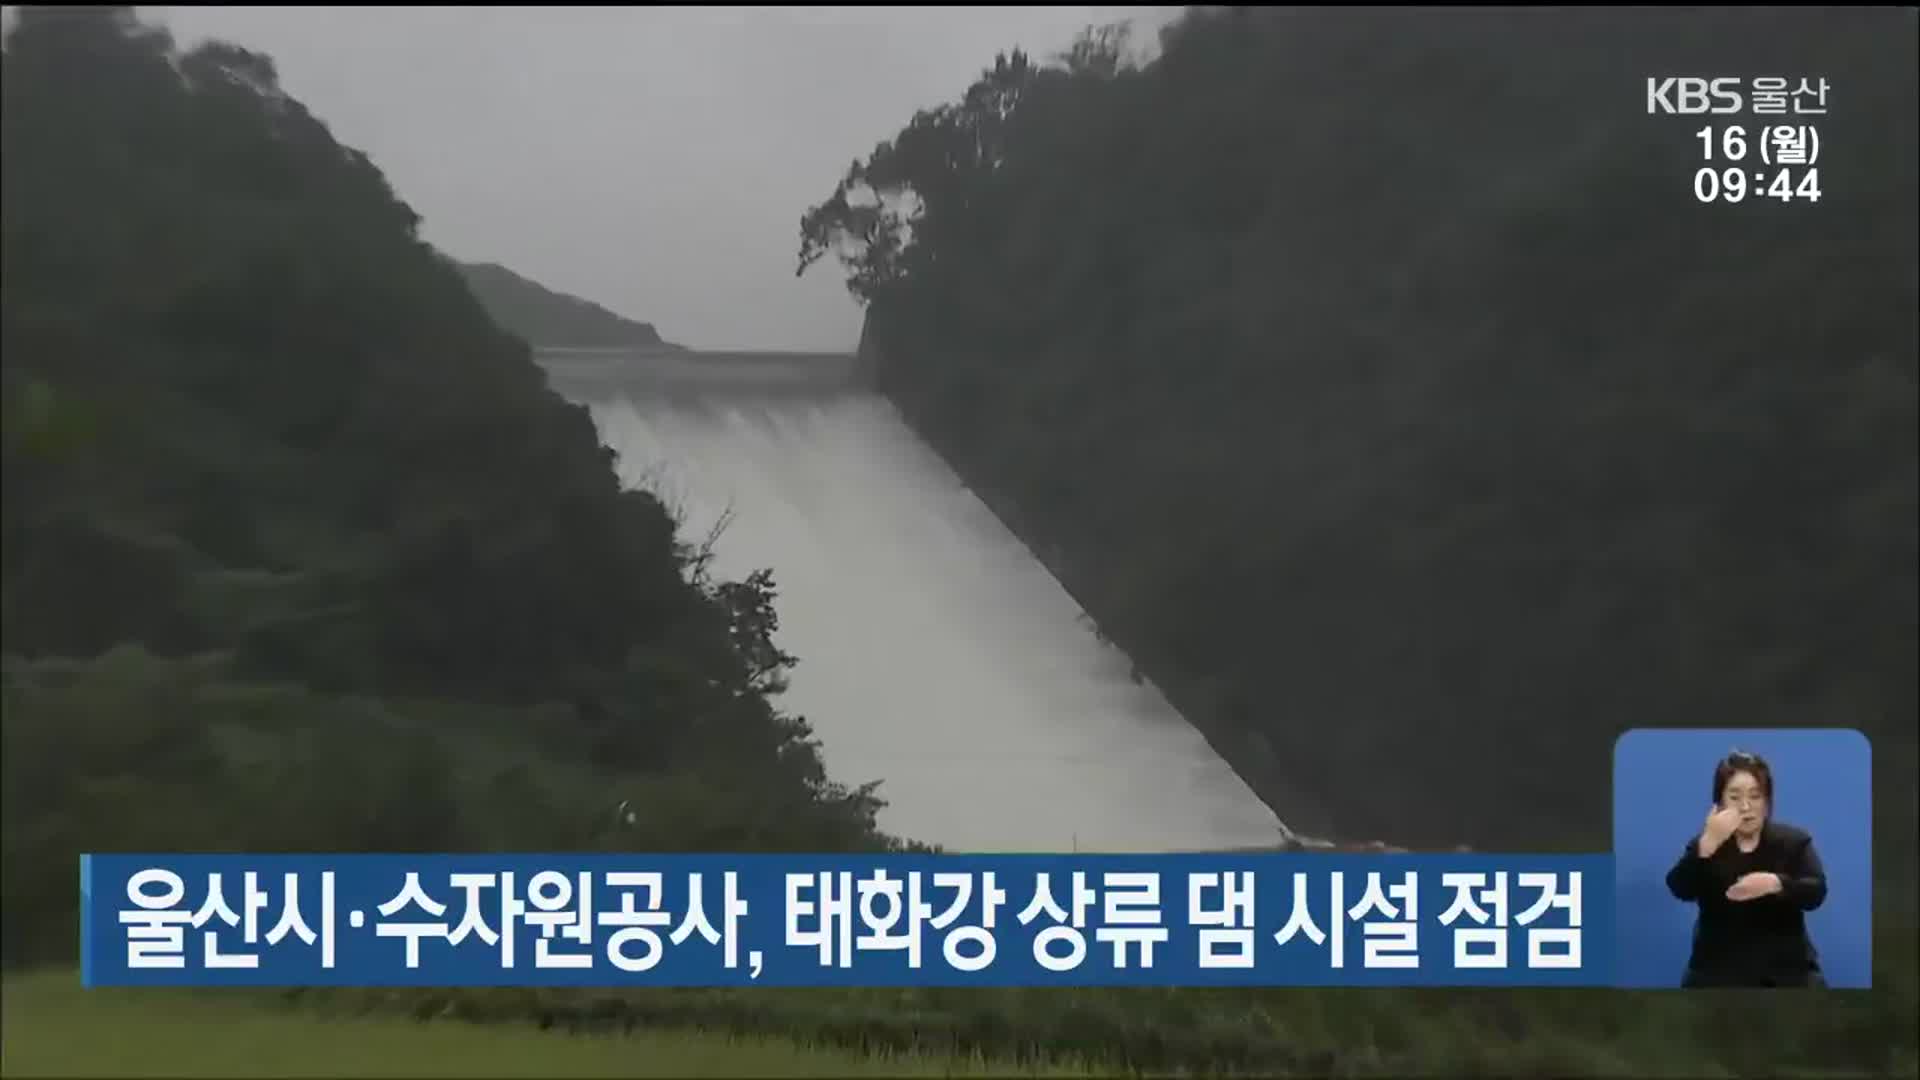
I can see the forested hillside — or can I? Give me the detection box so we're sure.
[802,8,1919,855]
[0,6,894,967]
[455,260,676,349]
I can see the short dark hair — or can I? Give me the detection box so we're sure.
[1714,749,1774,808]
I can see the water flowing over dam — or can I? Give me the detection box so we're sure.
[539,347,1290,854]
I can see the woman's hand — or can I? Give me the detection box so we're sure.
[1726,872,1782,902]
[1699,804,1743,857]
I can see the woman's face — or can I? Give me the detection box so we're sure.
[1721,769,1768,836]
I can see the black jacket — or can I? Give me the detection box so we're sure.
[1665,820,1828,987]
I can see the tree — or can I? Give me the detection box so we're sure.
[796,6,1919,853]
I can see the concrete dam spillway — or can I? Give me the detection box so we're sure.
[539,346,1289,854]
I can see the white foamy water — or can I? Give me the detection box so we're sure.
[575,379,1286,854]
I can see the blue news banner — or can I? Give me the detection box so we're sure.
[81,853,1613,988]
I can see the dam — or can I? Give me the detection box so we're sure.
[539,346,1291,854]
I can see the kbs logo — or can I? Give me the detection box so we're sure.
[1647,77,1743,115]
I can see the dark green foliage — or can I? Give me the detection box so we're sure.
[0,5,897,969]
[801,9,1919,865]
[455,261,674,350]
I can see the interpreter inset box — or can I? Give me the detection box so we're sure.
[1612,728,1871,989]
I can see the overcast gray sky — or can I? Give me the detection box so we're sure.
[135,6,1175,351]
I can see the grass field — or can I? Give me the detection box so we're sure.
[0,972,1087,1079]
[7,959,1917,1079]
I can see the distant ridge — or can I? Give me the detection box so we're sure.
[455,260,681,350]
